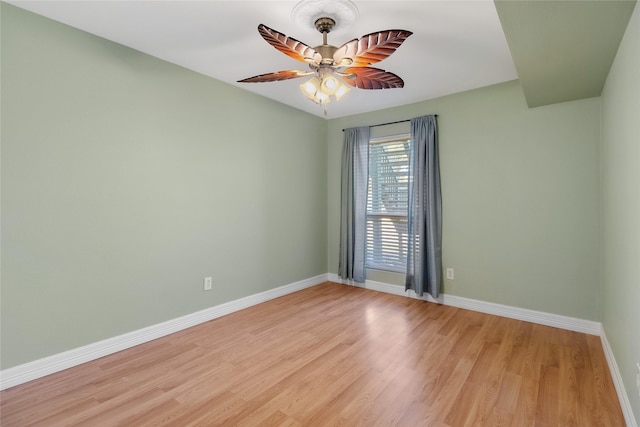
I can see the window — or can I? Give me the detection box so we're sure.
[366,134,411,272]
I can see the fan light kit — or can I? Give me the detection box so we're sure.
[238,0,412,113]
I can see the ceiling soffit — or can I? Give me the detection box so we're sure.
[495,0,637,108]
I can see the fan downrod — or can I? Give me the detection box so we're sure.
[314,17,337,61]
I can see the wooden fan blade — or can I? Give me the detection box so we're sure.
[342,67,405,90]
[238,70,312,83]
[334,30,413,66]
[258,24,322,64]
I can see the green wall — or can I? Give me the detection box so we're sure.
[601,4,640,423]
[0,4,327,369]
[327,81,602,321]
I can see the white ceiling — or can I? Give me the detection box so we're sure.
[7,0,519,119]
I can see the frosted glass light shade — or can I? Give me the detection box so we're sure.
[321,74,340,95]
[300,72,351,104]
[334,84,351,101]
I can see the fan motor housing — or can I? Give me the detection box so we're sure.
[315,45,338,63]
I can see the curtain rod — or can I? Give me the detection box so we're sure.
[342,115,438,131]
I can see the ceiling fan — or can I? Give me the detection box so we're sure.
[238,16,412,107]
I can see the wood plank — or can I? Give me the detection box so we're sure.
[0,282,625,426]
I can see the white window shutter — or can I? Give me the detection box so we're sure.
[366,135,410,272]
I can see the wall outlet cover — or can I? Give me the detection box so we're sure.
[446,268,454,280]
[204,277,213,291]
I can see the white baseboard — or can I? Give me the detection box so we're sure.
[3,272,635,426]
[0,273,328,391]
[600,332,638,427]
[328,273,602,335]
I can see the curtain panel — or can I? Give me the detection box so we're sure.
[338,126,370,282]
[405,115,442,298]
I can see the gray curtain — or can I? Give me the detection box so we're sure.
[338,126,370,282]
[405,115,442,297]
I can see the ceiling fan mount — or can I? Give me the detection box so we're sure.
[291,0,358,34]
[314,17,336,34]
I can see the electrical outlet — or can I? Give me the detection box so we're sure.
[446,268,454,280]
[203,276,212,291]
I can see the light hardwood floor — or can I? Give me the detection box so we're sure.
[0,282,625,426]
